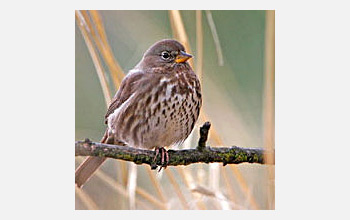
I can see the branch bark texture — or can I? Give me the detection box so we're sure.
[75,122,273,169]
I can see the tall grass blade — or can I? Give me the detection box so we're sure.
[75,186,99,210]
[263,10,275,210]
[196,10,204,80]
[221,166,237,209]
[89,10,125,90]
[177,166,206,209]
[75,10,112,105]
[200,112,259,209]
[165,169,189,209]
[77,10,131,196]
[205,11,224,66]
[127,163,137,209]
[145,167,168,204]
[75,157,166,209]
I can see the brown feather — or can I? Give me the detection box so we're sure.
[104,71,144,123]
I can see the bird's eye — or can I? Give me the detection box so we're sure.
[161,51,171,60]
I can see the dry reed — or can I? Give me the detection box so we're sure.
[75,186,99,210]
[263,10,275,210]
[75,157,166,209]
[205,11,224,66]
[165,169,189,209]
[75,10,112,105]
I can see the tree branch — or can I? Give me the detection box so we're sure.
[75,122,274,169]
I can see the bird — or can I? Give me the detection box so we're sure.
[75,39,202,187]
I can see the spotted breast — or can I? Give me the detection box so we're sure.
[106,63,201,149]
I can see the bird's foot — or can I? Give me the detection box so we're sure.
[152,147,169,172]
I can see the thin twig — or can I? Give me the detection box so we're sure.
[198,121,211,151]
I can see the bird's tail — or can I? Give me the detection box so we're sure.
[75,130,109,188]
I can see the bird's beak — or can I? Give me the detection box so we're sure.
[175,51,193,63]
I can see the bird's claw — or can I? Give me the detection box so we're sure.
[153,147,169,172]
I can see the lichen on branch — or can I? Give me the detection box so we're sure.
[75,122,273,169]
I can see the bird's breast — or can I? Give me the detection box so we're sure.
[109,70,202,149]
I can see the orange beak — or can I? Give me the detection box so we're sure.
[175,51,193,63]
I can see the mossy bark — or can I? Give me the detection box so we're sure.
[75,139,267,169]
[75,122,273,169]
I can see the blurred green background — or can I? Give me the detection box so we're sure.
[75,10,273,210]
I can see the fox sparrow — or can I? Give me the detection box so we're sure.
[75,39,202,187]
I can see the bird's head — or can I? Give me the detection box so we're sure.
[138,39,193,72]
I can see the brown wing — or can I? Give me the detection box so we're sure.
[104,71,144,123]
